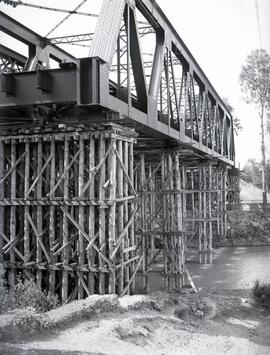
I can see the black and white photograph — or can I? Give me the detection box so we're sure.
[0,0,269,354]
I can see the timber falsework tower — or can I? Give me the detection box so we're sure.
[0,0,240,301]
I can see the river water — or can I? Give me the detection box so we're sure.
[188,246,270,290]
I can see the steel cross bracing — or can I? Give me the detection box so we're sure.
[0,0,235,166]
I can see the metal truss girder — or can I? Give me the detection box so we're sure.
[136,0,231,118]
[124,6,148,113]
[0,1,235,166]
[0,44,27,68]
[0,11,75,65]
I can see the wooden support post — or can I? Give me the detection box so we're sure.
[98,134,106,294]
[220,168,224,236]
[123,141,130,294]
[224,167,228,237]
[9,140,16,288]
[108,138,116,294]
[161,153,168,290]
[149,165,155,262]
[175,153,183,288]
[181,164,187,285]
[78,136,86,299]
[88,137,95,294]
[117,140,124,293]
[49,138,56,294]
[129,141,135,294]
[208,162,213,263]
[168,153,174,291]
[191,169,195,232]
[36,139,43,288]
[203,164,207,264]
[198,167,202,264]
[140,154,148,292]
[216,168,220,235]
[62,136,70,301]
[0,141,4,264]
[24,140,30,270]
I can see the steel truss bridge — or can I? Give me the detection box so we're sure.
[0,0,239,300]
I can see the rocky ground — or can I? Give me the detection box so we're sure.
[0,289,270,355]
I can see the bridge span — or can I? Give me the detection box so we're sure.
[0,0,239,301]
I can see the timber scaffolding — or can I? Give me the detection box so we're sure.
[0,124,239,300]
[0,0,240,301]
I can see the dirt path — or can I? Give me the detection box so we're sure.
[1,289,270,355]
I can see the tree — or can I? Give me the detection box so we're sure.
[222,97,242,136]
[239,49,270,205]
[242,159,262,188]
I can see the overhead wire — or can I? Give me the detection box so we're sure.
[45,0,89,38]
[0,0,98,17]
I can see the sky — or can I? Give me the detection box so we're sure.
[1,0,270,168]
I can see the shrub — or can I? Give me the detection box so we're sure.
[13,278,59,313]
[0,278,59,314]
[253,280,270,310]
[0,282,11,313]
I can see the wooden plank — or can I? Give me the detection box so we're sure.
[60,205,113,267]
[25,152,53,199]
[114,148,137,197]
[26,212,50,263]
[120,254,143,297]
[0,231,25,262]
[48,149,80,198]
[0,152,25,186]
[185,267,198,293]
[82,140,115,196]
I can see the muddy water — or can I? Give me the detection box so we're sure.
[188,246,270,290]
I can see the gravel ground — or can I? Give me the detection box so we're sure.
[1,289,270,355]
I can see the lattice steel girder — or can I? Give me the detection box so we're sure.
[0,44,27,68]
[0,11,75,67]
[0,1,235,166]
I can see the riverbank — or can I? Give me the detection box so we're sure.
[0,289,269,355]
[217,207,270,247]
